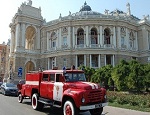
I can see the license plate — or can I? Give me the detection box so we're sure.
[95,103,102,108]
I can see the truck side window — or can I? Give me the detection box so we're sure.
[50,74,55,82]
[56,74,61,82]
[43,74,49,81]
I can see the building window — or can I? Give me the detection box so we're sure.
[91,37,96,44]
[52,40,56,48]
[148,35,150,50]
[63,58,67,67]
[52,57,55,68]
[78,38,84,44]
[79,31,84,35]
[91,31,95,35]
[77,28,84,45]
[148,57,150,63]
[91,55,98,67]
[63,37,67,45]
[121,37,124,46]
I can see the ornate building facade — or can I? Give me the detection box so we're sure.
[9,1,150,82]
[0,41,10,82]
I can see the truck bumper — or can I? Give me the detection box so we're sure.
[79,102,108,110]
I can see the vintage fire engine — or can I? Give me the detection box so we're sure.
[18,67,108,115]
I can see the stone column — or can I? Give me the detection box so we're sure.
[90,54,92,68]
[72,27,75,47]
[113,55,115,67]
[84,55,86,66]
[37,28,40,49]
[59,28,62,48]
[86,26,89,47]
[68,26,71,48]
[48,58,50,69]
[15,23,20,48]
[21,23,25,48]
[135,31,138,51]
[117,27,121,48]
[98,54,101,68]
[100,26,103,46]
[47,32,50,50]
[105,55,106,66]
[10,27,15,53]
[56,29,59,49]
[113,26,116,48]
[125,28,129,49]
[75,55,78,67]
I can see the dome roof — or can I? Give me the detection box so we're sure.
[74,11,102,16]
[72,2,102,16]
[80,1,92,12]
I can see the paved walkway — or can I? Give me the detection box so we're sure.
[103,106,150,115]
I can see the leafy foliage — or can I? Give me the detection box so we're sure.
[81,59,150,92]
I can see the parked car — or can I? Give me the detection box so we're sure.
[1,83,18,96]
[0,82,2,91]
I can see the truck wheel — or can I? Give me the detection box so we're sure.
[18,93,24,103]
[90,107,103,115]
[32,93,44,110]
[32,93,40,110]
[63,100,79,115]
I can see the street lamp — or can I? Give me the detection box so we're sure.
[10,64,12,79]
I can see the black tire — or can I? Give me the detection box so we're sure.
[63,100,79,115]
[31,93,44,110]
[18,93,24,103]
[3,90,6,96]
[90,107,103,115]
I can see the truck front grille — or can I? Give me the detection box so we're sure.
[87,90,102,102]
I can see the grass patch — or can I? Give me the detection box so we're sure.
[107,91,150,112]
[108,102,150,112]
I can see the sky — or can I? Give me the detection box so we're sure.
[0,0,150,44]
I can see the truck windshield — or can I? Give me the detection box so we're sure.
[64,73,86,82]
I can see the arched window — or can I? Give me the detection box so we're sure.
[50,32,57,48]
[104,28,110,44]
[90,28,98,44]
[77,28,84,45]
[25,26,36,50]
[129,31,135,48]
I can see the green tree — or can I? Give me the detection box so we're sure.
[79,65,95,82]
[127,60,145,92]
[91,65,113,89]
[111,60,130,91]
[143,63,150,91]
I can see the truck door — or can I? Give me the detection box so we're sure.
[53,74,64,102]
[40,73,49,98]
[47,74,55,99]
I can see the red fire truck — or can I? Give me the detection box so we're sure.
[18,67,108,115]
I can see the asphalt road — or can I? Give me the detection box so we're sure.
[0,93,149,115]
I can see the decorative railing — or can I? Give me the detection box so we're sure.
[42,44,139,53]
[103,44,114,48]
[24,49,40,54]
[75,44,85,48]
[90,44,100,48]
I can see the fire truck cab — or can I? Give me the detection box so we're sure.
[18,67,108,115]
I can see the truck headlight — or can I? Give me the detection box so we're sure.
[81,97,85,103]
[104,95,107,99]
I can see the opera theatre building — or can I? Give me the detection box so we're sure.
[9,0,150,82]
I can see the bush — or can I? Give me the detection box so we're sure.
[107,91,150,108]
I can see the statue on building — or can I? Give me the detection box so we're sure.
[27,0,32,6]
[126,3,131,16]
[69,11,71,16]
[17,7,22,14]
[59,13,62,20]
[104,9,109,15]
[143,15,149,21]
